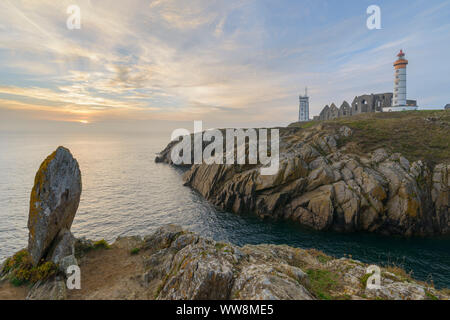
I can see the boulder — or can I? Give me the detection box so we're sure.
[231,264,313,300]
[48,229,77,272]
[158,248,235,300]
[339,126,353,137]
[371,148,389,163]
[49,229,75,264]
[366,282,426,300]
[28,147,82,265]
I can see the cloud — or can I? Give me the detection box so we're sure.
[0,0,449,127]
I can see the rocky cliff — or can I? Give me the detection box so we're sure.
[2,225,448,300]
[156,112,450,236]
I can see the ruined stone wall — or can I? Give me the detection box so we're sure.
[317,93,393,121]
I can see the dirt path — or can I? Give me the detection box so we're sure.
[0,281,28,300]
[0,237,147,300]
[67,237,146,300]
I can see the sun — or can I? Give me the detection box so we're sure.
[79,120,89,124]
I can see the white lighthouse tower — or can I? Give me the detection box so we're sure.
[383,50,417,112]
[298,87,310,122]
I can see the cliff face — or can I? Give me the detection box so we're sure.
[157,114,450,236]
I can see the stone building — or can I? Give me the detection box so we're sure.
[351,93,392,114]
[315,92,418,121]
[318,105,330,121]
[316,93,391,120]
[339,101,351,117]
[329,103,339,119]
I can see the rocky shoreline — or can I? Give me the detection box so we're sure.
[156,114,449,236]
[2,225,449,300]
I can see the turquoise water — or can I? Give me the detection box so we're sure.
[0,131,449,288]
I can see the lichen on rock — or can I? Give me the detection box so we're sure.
[27,146,82,266]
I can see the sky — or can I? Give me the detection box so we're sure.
[0,0,449,132]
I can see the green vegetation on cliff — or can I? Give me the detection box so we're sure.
[290,110,450,164]
[1,249,57,286]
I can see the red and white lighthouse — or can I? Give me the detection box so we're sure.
[383,50,418,112]
[393,49,408,107]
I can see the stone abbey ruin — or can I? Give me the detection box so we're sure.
[313,93,417,121]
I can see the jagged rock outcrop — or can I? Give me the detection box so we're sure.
[28,146,81,265]
[2,225,448,300]
[157,125,449,236]
[70,226,450,300]
[138,225,314,300]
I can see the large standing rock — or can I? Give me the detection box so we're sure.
[28,147,82,266]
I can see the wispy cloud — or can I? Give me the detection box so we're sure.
[0,0,449,128]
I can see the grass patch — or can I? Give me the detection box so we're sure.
[215,242,227,251]
[384,265,412,282]
[93,239,110,250]
[425,290,439,300]
[306,249,333,264]
[360,272,372,289]
[74,239,95,258]
[290,111,450,165]
[130,248,140,255]
[1,249,57,286]
[306,268,341,300]
[214,243,234,254]
[324,111,450,164]
[295,121,318,129]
